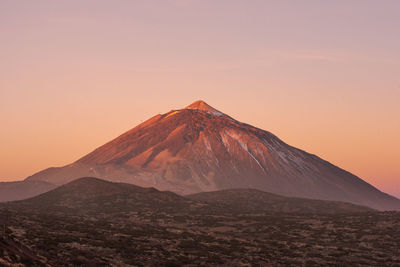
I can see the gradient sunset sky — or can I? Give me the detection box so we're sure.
[1,1,399,197]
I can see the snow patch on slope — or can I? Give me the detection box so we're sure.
[207,110,224,116]
[262,137,310,175]
[221,130,267,174]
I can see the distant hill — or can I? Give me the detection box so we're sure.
[15,177,194,214]
[188,188,374,214]
[11,177,372,214]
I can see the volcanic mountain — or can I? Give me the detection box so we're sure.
[19,100,400,210]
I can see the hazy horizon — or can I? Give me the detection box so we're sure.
[1,1,399,198]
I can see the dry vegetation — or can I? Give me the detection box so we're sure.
[0,178,399,266]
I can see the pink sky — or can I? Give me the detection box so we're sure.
[1,1,399,197]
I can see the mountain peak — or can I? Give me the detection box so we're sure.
[185,100,217,111]
[184,100,224,116]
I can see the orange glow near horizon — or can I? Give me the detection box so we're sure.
[0,1,399,198]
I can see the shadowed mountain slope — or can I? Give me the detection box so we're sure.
[188,189,374,214]
[22,100,400,210]
[0,180,57,202]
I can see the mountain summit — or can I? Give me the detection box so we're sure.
[25,100,400,210]
[185,100,222,112]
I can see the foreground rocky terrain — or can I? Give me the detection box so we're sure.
[0,178,399,266]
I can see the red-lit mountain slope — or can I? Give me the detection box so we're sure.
[25,100,400,210]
